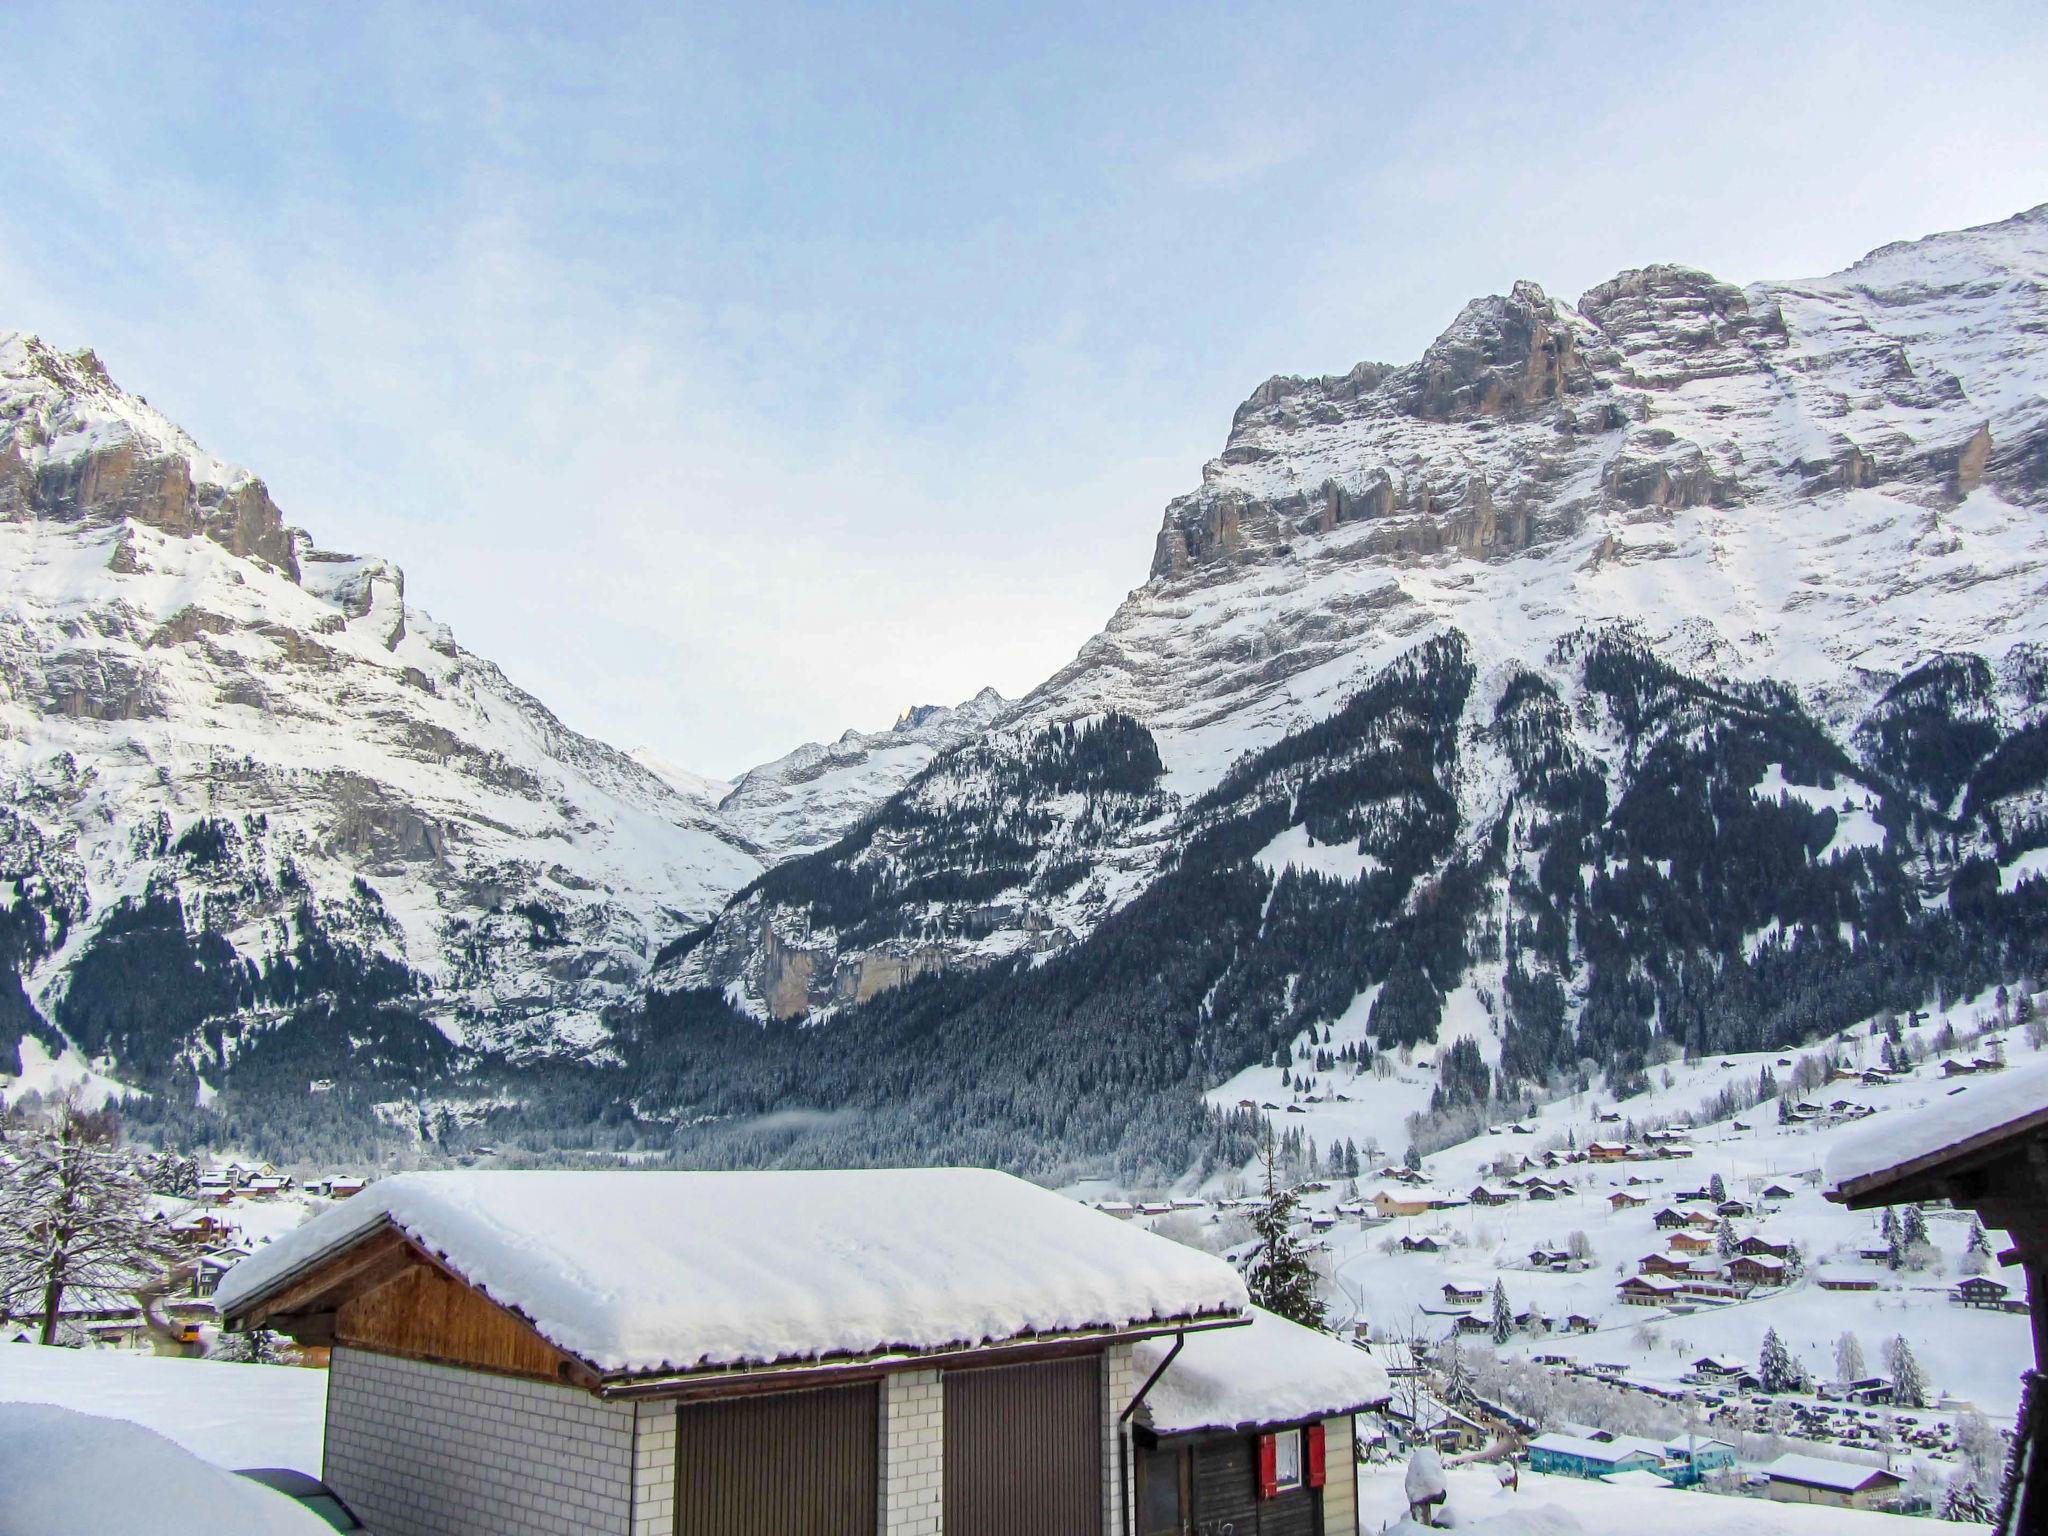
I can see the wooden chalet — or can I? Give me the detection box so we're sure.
[1607,1191,1647,1211]
[1954,1275,2013,1310]
[1440,1282,1486,1307]
[218,1169,1256,1536]
[1667,1231,1714,1255]
[1652,1207,1689,1231]
[1727,1254,1788,1288]
[1617,1275,1682,1307]
[1826,1057,2048,1535]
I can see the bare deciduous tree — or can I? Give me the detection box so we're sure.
[0,1099,180,1346]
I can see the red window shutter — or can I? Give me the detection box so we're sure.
[1306,1422,1326,1488]
[1257,1433,1278,1499]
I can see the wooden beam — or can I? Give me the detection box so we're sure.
[239,1225,412,1324]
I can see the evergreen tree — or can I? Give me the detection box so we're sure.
[1490,1279,1514,1345]
[1709,1172,1727,1203]
[1715,1216,1738,1259]
[1967,1217,1993,1259]
[1246,1133,1325,1329]
[211,1327,293,1365]
[1940,1467,1992,1524]
[1834,1331,1865,1385]
[1888,1336,1927,1408]
[1759,1327,1803,1394]
[1881,1207,1903,1269]
[1901,1204,1930,1252]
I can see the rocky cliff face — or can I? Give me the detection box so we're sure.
[679,205,2048,1026]
[0,330,766,1099]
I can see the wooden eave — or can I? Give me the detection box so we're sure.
[1138,1392,1392,1448]
[1826,1102,2048,1209]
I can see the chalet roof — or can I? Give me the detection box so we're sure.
[1826,1058,2048,1206]
[1527,1432,1658,1465]
[1136,1307,1389,1435]
[217,1169,1248,1380]
[1760,1453,1903,1492]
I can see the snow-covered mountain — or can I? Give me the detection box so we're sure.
[11,204,2048,1177]
[0,332,767,1091]
[712,688,1008,861]
[674,205,2048,1032]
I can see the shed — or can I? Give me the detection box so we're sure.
[218,1169,1250,1536]
[1132,1308,1388,1536]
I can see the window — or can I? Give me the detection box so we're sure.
[1273,1428,1303,1490]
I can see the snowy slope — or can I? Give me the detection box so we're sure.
[681,204,2048,1041]
[1197,987,2042,1425]
[1030,204,2048,789]
[0,331,764,1086]
[714,688,1008,860]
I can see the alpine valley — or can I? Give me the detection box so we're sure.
[5,204,2048,1177]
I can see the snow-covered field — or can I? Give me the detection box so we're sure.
[0,1344,326,1472]
[0,1344,1980,1533]
[1356,1462,1973,1534]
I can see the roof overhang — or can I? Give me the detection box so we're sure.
[1141,1393,1393,1445]
[1825,1101,2048,1211]
[225,1213,1253,1400]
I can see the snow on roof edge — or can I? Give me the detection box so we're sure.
[1824,1057,2048,1198]
[219,1168,1251,1379]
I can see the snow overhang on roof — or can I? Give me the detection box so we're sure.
[1134,1307,1389,1436]
[217,1169,1250,1386]
[1761,1453,1900,1492]
[1824,1058,2048,1207]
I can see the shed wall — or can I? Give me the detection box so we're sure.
[324,1346,636,1536]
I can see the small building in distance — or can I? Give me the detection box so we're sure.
[1526,1433,1661,1480]
[1953,1275,2011,1310]
[1758,1454,1904,1510]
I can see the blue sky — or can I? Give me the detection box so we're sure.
[4,1,2045,775]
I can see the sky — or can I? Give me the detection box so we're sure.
[3,2,2045,777]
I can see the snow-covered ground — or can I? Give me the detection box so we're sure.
[0,1344,326,1472]
[1356,1462,1973,1534]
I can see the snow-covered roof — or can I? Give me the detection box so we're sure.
[1600,1468,1675,1489]
[1759,1453,1900,1491]
[1134,1306,1389,1435]
[1527,1432,1658,1464]
[217,1169,1248,1378]
[1826,1058,2048,1199]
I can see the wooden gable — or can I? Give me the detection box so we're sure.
[339,1259,584,1387]
[229,1221,594,1390]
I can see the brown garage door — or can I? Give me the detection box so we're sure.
[674,1382,878,1536]
[944,1357,1102,1536]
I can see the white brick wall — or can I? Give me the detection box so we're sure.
[630,1399,677,1536]
[324,1348,637,1536]
[1101,1344,1137,1536]
[878,1368,944,1535]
